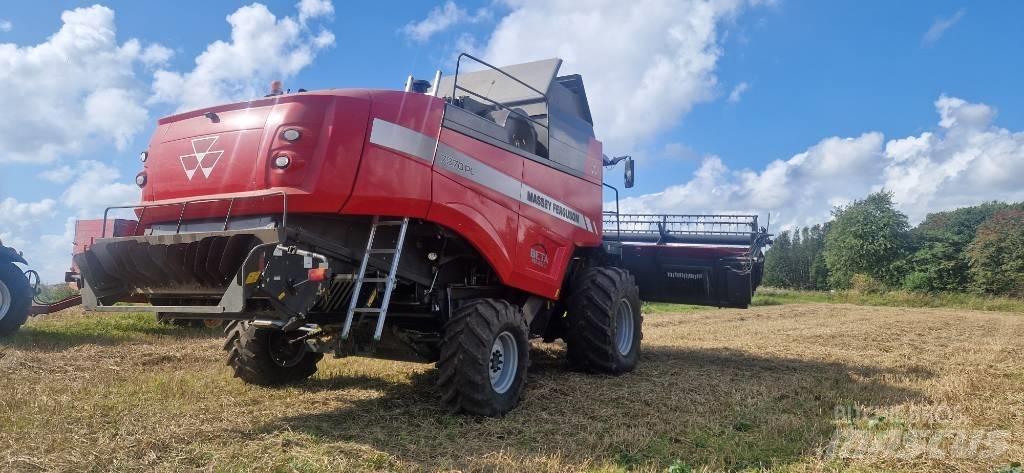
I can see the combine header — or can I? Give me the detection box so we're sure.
[71,54,769,416]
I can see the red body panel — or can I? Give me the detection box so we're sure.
[136,90,605,300]
[342,92,445,218]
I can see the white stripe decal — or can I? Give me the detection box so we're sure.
[377,121,595,234]
[520,185,591,232]
[369,118,436,162]
[436,143,521,200]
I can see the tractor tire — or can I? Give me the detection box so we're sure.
[223,321,323,386]
[0,262,31,337]
[437,298,529,417]
[565,267,642,374]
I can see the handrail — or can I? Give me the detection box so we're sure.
[602,183,621,244]
[602,213,768,242]
[453,53,551,157]
[100,191,289,238]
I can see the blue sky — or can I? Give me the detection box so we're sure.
[2,0,1023,282]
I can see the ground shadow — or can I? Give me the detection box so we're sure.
[0,323,223,352]
[249,344,932,471]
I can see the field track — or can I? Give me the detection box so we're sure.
[1,303,1021,472]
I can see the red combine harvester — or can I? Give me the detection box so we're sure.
[73,55,769,416]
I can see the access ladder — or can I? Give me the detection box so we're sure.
[341,216,410,342]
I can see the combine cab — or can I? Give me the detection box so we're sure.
[74,54,770,416]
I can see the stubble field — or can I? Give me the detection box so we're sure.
[1,302,1021,472]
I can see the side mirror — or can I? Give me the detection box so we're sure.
[624,157,635,188]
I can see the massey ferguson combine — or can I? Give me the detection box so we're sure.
[74,55,769,416]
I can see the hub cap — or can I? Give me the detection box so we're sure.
[0,279,10,322]
[615,298,635,356]
[489,331,519,394]
[268,331,306,368]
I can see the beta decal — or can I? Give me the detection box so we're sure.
[529,244,550,269]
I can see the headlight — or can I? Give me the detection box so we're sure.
[139,151,148,163]
[281,129,301,142]
[135,172,147,187]
[273,156,291,169]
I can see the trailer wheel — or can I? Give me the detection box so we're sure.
[566,267,642,374]
[437,298,529,417]
[0,263,31,337]
[223,321,323,386]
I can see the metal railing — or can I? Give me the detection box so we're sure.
[602,183,622,244]
[100,191,289,238]
[602,213,762,243]
[453,53,551,157]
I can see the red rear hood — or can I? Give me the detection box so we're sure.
[147,103,272,198]
[140,92,372,215]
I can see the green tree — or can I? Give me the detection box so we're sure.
[807,224,830,290]
[905,202,1010,292]
[763,224,830,290]
[824,191,909,289]
[763,231,793,288]
[967,209,1024,296]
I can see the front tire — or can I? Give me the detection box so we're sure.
[437,299,529,417]
[0,263,31,337]
[223,321,323,385]
[566,267,642,374]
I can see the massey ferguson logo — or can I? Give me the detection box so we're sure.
[179,136,225,181]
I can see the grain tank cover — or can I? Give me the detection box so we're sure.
[435,58,563,105]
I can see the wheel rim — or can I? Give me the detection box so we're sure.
[489,331,519,394]
[268,331,306,368]
[0,279,10,322]
[615,298,635,356]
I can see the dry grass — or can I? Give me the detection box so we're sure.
[0,304,1021,472]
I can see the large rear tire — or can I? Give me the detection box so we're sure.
[565,267,642,374]
[223,321,323,385]
[437,298,529,417]
[0,263,31,337]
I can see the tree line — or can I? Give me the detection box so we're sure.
[763,192,1024,296]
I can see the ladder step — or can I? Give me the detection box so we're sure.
[342,216,410,341]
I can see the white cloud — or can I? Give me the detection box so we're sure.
[140,43,173,67]
[297,0,335,24]
[402,1,491,42]
[0,5,165,164]
[923,9,965,45]
[2,161,137,282]
[619,96,1024,230]
[0,197,65,278]
[0,19,11,32]
[0,217,77,283]
[0,197,57,230]
[150,2,335,112]
[727,81,750,103]
[478,0,750,152]
[60,160,140,216]
[38,165,74,184]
